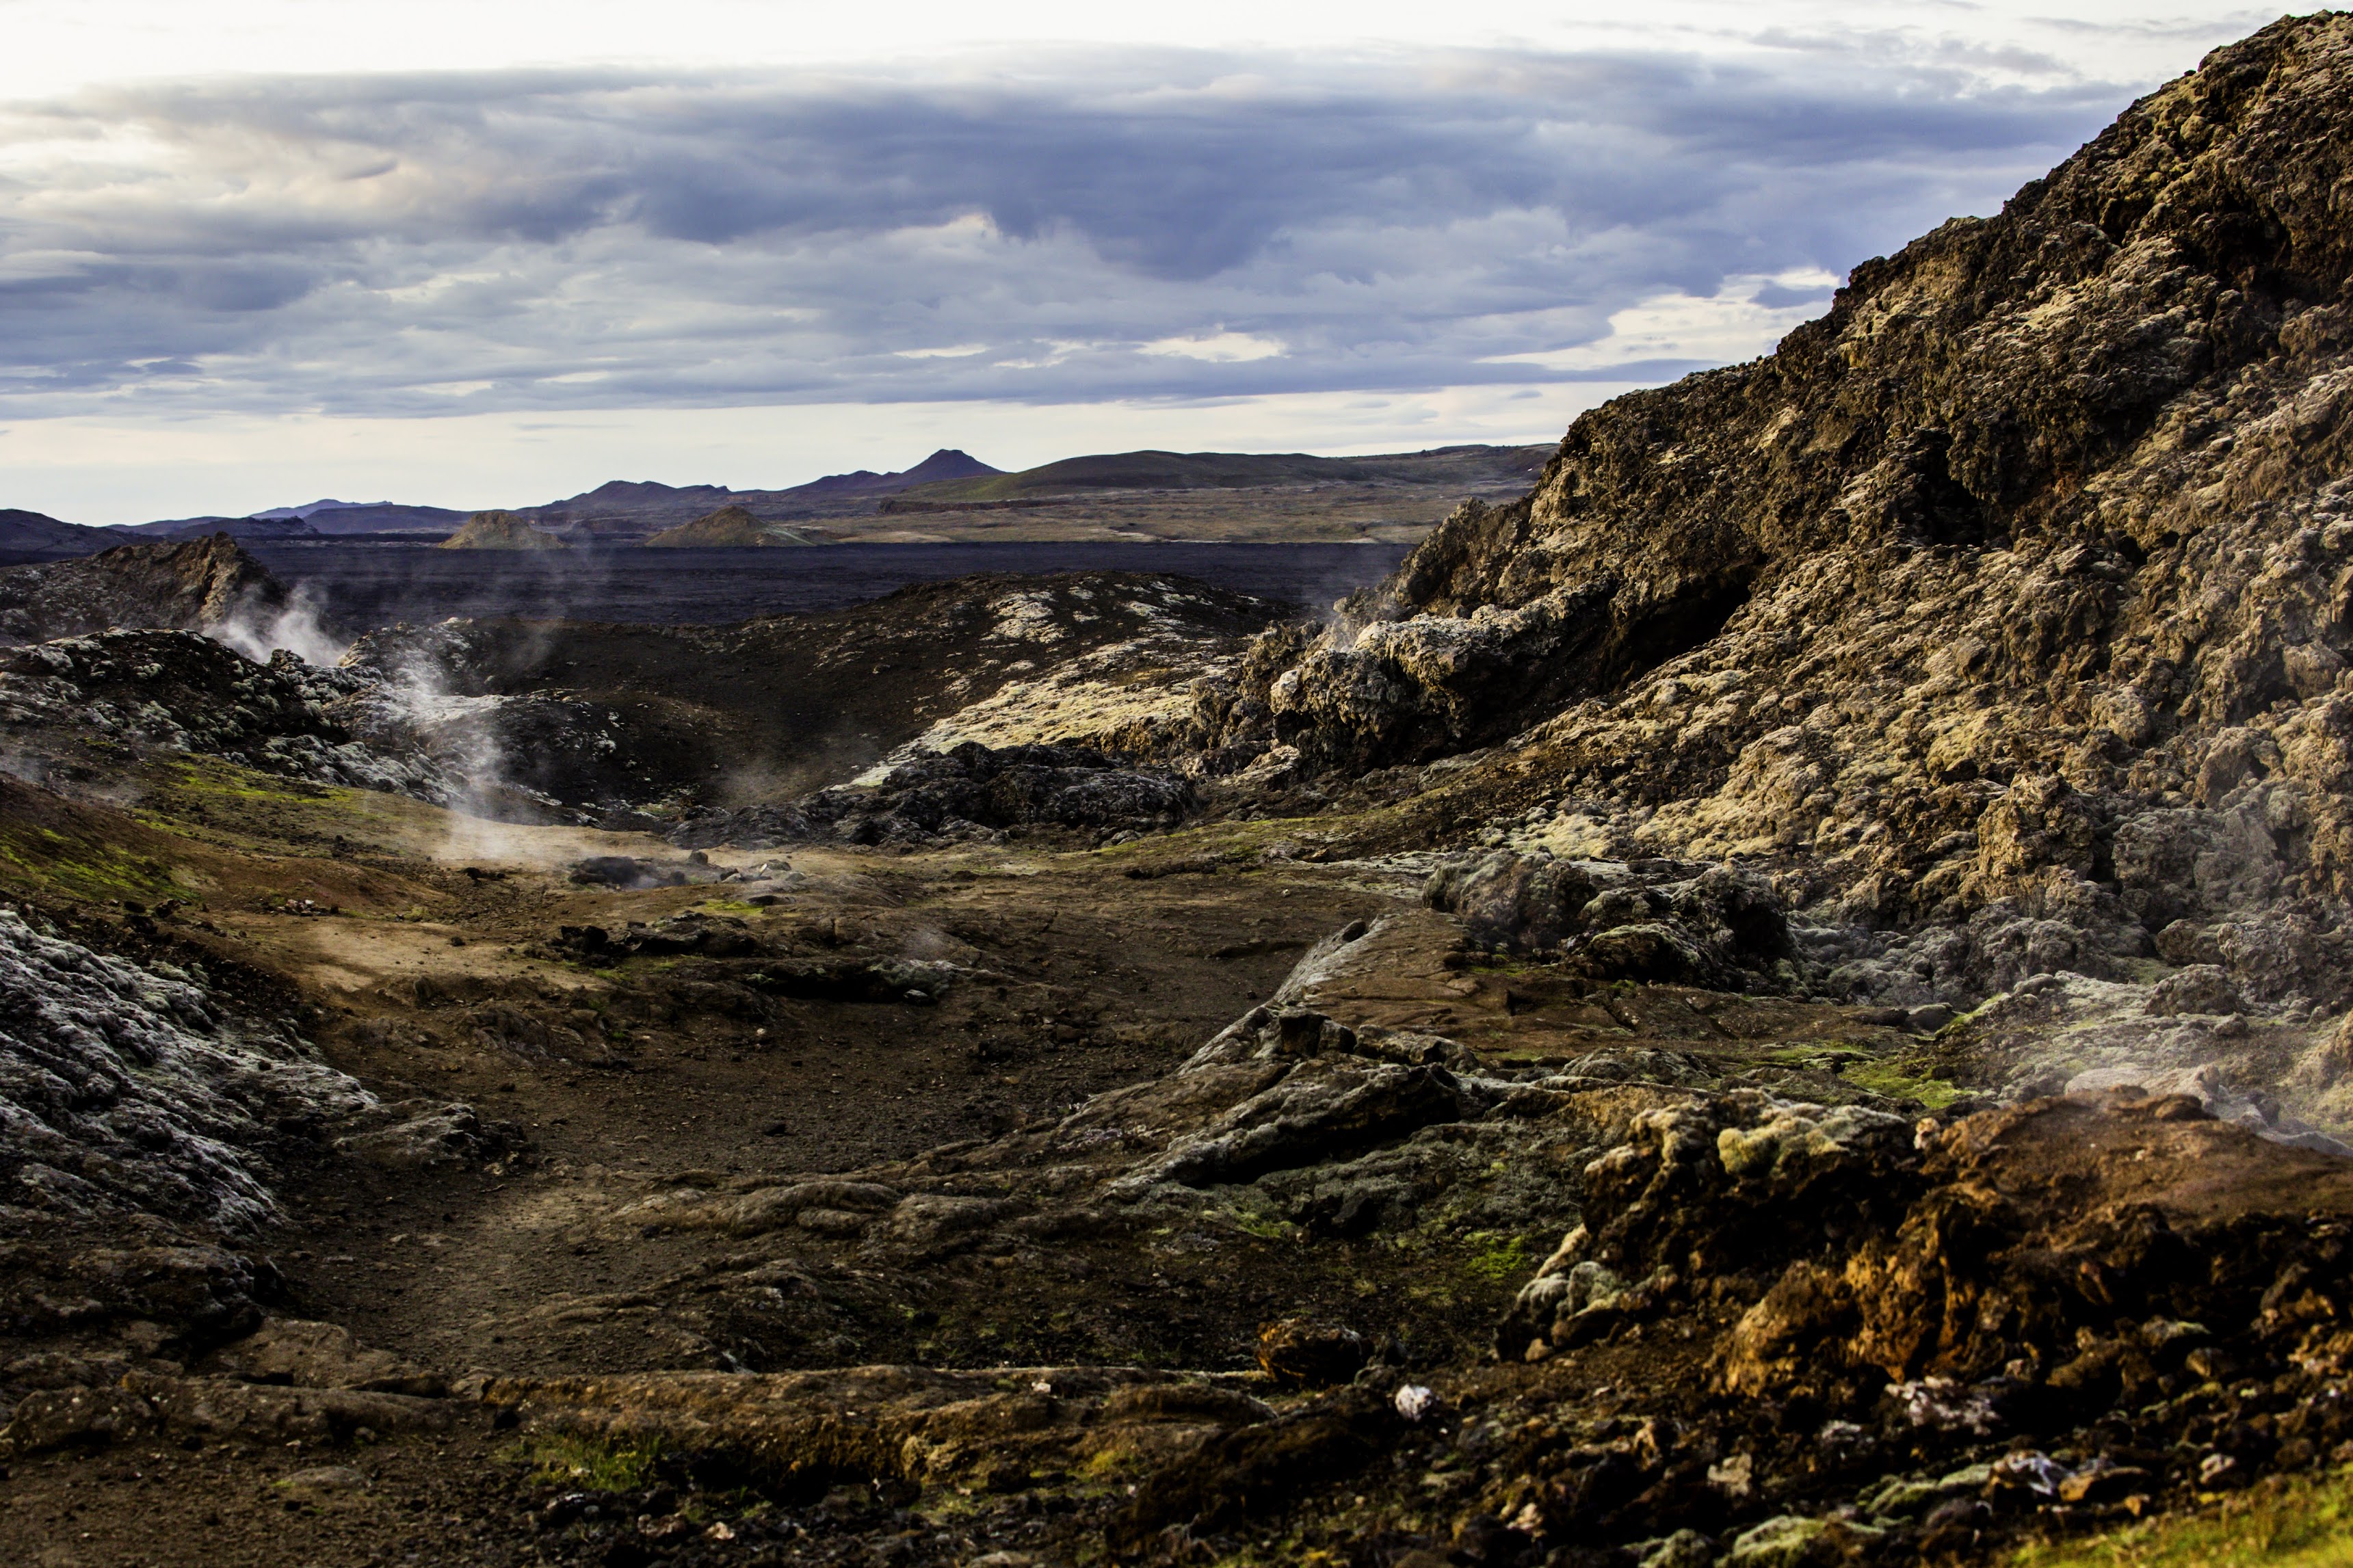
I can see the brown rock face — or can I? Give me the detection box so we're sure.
[1708,1090,2353,1404]
[1255,1318,1371,1387]
[1267,15,2353,758]
[1196,14,2353,1018]
[0,532,285,646]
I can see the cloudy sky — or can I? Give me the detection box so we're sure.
[0,1,2280,522]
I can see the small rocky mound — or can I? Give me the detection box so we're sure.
[436,511,566,550]
[1426,847,1799,989]
[643,503,815,547]
[0,533,283,646]
[673,740,1196,848]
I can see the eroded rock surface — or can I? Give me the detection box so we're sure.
[0,905,368,1235]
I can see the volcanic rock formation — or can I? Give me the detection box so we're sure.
[436,510,568,550]
[0,532,285,646]
[1150,14,2353,1118]
[14,18,2353,1568]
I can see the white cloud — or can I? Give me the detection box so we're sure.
[0,3,2267,97]
[1139,330,1287,362]
[0,44,2122,425]
[0,3,2267,516]
[1482,269,1843,371]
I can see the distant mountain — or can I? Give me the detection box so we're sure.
[249,499,381,520]
[523,479,726,514]
[782,449,1001,498]
[0,509,122,556]
[900,444,1552,503]
[122,515,320,542]
[73,442,1538,555]
[298,503,469,535]
[514,480,737,537]
[514,452,1005,537]
[643,505,826,548]
[128,505,462,537]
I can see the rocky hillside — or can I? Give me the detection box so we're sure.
[642,503,819,548]
[1140,14,2353,1093]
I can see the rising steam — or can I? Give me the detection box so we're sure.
[207,586,349,667]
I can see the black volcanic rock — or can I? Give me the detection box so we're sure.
[672,741,1196,849]
[0,533,287,646]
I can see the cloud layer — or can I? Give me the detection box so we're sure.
[0,41,2129,421]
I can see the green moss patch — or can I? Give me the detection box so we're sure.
[1458,1232,1532,1283]
[508,1433,666,1492]
[1840,1060,1969,1110]
[2008,1469,2353,1567]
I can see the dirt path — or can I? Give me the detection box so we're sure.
[233,834,1407,1385]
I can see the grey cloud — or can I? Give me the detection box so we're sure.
[0,40,2138,416]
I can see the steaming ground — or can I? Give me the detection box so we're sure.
[8,544,2353,1567]
[8,538,2353,1565]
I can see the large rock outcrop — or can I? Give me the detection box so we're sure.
[0,533,285,647]
[1204,16,2353,1026]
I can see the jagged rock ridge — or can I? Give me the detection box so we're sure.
[0,533,285,646]
[1184,14,2353,1073]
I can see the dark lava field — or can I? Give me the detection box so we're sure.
[235,542,1416,633]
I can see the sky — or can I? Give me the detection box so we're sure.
[0,1,2287,522]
